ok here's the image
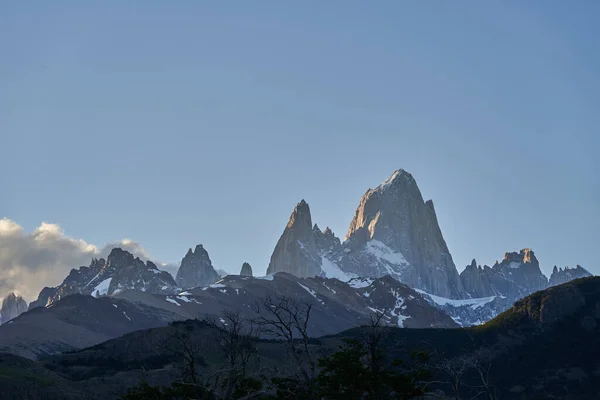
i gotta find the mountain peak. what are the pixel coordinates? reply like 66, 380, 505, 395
343, 169, 464, 298
107, 247, 135, 267
378, 169, 414, 190
176, 244, 219, 289
240, 262, 253, 277
0, 292, 27, 325
503, 248, 537, 265
268, 200, 322, 277
287, 200, 312, 229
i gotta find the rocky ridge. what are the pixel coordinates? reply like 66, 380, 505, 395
549, 265, 591, 287
44, 248, 177, 306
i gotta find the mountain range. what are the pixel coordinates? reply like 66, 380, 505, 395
0, 169, 593, 358
3, 276, 600, 399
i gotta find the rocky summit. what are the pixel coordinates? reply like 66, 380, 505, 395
240, 262, 253, 276
0, 292, 28, 325
176, 244, 220, 289
268, 170, 466, 298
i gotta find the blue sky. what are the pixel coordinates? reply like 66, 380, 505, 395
1, 1, 598, 277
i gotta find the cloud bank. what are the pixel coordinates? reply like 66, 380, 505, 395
0, 218, 157, 301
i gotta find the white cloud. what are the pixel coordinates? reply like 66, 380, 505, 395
0, 218, 163, 302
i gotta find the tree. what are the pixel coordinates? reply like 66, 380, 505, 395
207, 310, 262, 400
316, 312, 430, 400
252, 294, 317, 399
153, 322, 207, 386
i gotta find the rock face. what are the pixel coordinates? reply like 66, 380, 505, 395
267, 200, 322, 277
28, 287, 58, 310
268, 171, 466, 298
240, 262, 253, 277
549, 265, 592, 287
39, 248, 177, 306
176, 245, 220, 289
0, 293, 28, 324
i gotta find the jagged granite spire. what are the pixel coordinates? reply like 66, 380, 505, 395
0, 292, 27, 324
267, 200, 322, 277
176, 244, 220, 289
240, 262, 253, 277
344, 169, 465, 298
549, 264, 592, 287
460, 248, 548, 300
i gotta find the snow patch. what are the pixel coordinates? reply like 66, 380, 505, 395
415, 289, 496, 310
256, 275, 274, 281
365, 240, 409, 267
298, 283, 324, 304
320, 256, 357, 281
176, 295, 200, 304
508, 262, 522, 269
165, 297, 181, 306
92, 278, 112, 297
202, 283, 226, 290
122, 311, 131, 321
348, 277, 375, 288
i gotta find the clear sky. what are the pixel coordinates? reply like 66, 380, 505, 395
1, 1, 599, 281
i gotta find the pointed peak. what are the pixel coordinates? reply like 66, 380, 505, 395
469, 259, 477, 269
295, 199, 309, 211
107, 247, 135, 266
194, 244, 205, 253
323, 226, 334, 236
3, 292, 19, 301
286, 200, 313, 229
378, 169, 415, 190
186, 248, 193, 257
553, 265, 558, 273
313, 223, 321, 232
146, 260, 158, 270
240, 262, 253, 277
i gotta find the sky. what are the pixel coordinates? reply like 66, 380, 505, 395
1, 1, 599, 299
